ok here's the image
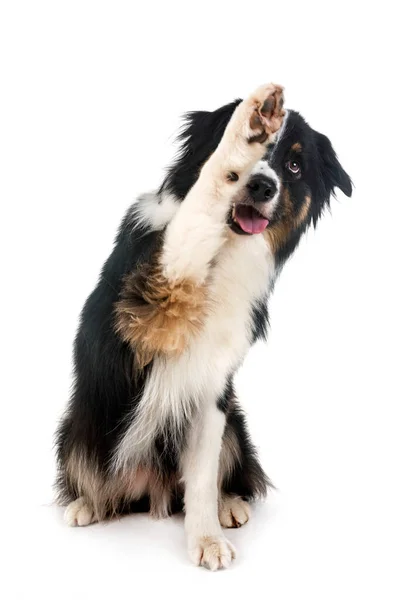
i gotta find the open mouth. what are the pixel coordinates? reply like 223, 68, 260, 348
231, 203, 270, 234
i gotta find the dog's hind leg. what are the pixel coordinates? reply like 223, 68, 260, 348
56, 449, 113, 526
219, 400, 271, 503
217, 386, 271, 528
218, 494, 251, 529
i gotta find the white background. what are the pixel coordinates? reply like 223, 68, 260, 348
1, 1, 409, 598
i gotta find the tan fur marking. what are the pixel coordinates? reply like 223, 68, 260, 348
295, 195, 312, 227
263, 188, 294, 253
291, 142, 302, 152
149, 472, 180, 519
65, 450, 178, 521
264, 190, 312, 253
218, 425, 242, 488
115, 256, 209, 367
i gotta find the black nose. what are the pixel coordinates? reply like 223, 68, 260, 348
247, 175, 277, 202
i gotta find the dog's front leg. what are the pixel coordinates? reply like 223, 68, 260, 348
182, 401, 233, 571
115, 83, 285, 365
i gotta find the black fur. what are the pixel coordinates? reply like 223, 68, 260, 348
251, 298, 270, 343
224, 404, 271, 499
160, 99, 242, 200
218, 378, 271, 499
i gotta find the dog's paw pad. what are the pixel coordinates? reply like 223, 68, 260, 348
64, 497, 96, 527
219, 496, 251, 528
189, 535, 236, 571
246, 83, 285, 143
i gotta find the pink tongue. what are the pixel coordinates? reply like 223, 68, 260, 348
236, 208, 269, 234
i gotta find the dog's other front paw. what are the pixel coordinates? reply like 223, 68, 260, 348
188, 534, 236, 571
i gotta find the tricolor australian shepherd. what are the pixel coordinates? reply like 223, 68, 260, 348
56, 83, 352, 570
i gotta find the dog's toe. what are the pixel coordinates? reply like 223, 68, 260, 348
64, 497, 96, 527
188, 534, 236, 571
219, 495, 251, 528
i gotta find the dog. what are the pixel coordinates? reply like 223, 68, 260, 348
55, 83, 352, 570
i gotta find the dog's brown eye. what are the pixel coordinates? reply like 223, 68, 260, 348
286, 160, 301, 175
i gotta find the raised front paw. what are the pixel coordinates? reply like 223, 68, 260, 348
228, 82, 284, 147
188, 534, 236, 571
212, 82, 285, 178
247, 83, 285, 143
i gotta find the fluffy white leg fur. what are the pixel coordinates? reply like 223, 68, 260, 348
161, 82, 283, 285
64, 496, 96, 527
182, 402, 236, 571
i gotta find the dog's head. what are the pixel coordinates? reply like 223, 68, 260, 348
161, 100, 352, 263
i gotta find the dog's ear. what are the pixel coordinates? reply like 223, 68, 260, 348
315, 131, 352, 198
309, 130, 352, 226
161, 100, 241, 199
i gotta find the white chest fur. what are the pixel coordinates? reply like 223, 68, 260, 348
113, 233, 274, 470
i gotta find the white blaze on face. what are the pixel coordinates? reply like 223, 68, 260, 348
250, 160, 282, 214
246, 107, 289, 221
